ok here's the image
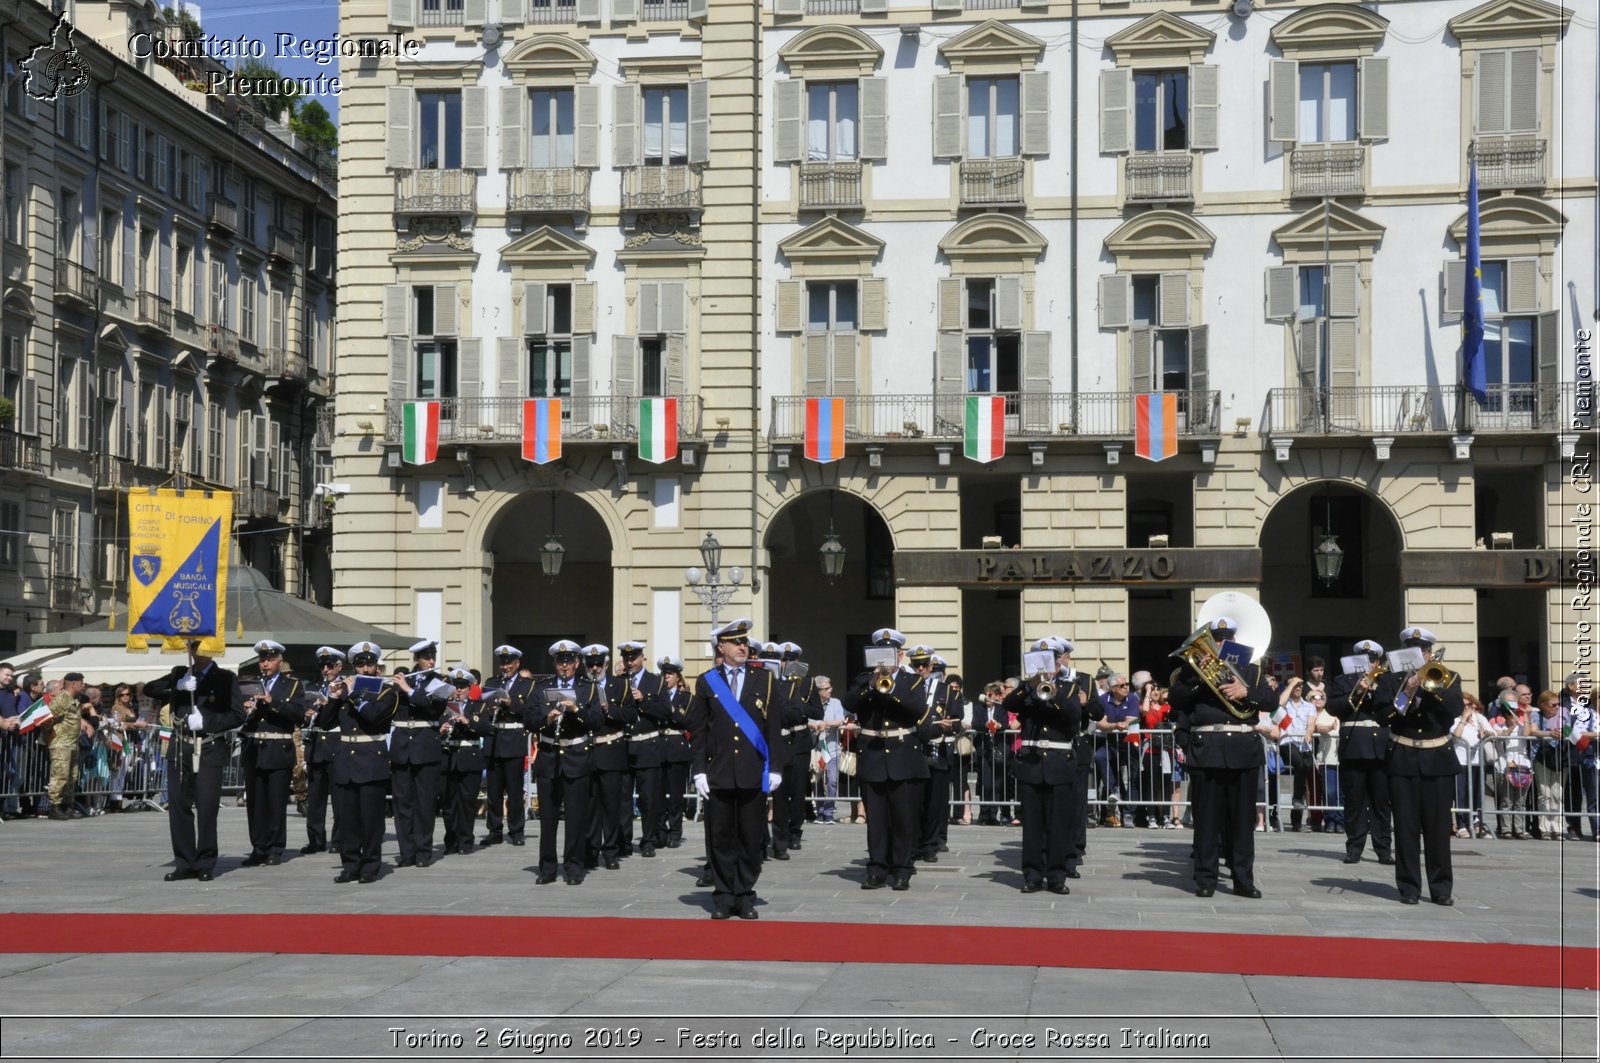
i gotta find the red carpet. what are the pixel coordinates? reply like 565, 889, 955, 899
4, 913, 1595, 990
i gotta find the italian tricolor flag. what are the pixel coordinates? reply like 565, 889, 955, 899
107, 730, 125, 754
17, 702, 51, 734
638, 398, 678, 464
964, 395, 1006, 463
156, 725, 173, 749
401, 401, 440, 465
1271, 706, 1292, 729
522, 398, 562, 465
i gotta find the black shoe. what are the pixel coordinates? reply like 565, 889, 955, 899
771, 850, 790, 861
1020, 881, 1043, 894
417, 854, 432, 868
641, 845, 656, 858
197, 871, 213, 882
1431, 896, 1454, 907
47, 806, 71, 821
535, 873, 558, 885
299, 844, 325, 855
711, 908, 733, 920
264, 854, 281, 866
604, 859, 621, 870
921, 853, 938, 864
359, 871, 379, 884
397, 857, 416, 868
891, 875, 910, 891
667, 839, 682, 848
619, 846, 634, 858
861, 877, 887, 890
790, 842, 802, 852
938, 844, 950, 853
480, 835, 503, 846
1342, 853, 1361, 864
737, 906, 759, 920
459, 844, 475, 855
1196, 887, 1215, 898
1065, 869, 1081, 879
1048, 882, 1070, 895
695, 873, 714, 888
1378, 855, 1395, 865
565, 875, 584, 886
509, 837, 525, 847
1234, 885, 1262, 899
241, 854, 266, 867
334, 871, 357, 884
1400, 895, 1419, 905
163, 869, 197, 882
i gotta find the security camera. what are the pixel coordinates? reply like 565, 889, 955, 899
1231, 0, 1254, 17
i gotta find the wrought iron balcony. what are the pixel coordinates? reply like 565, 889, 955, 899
208, 197, 237, 233
394, 169, 477, 216
383, 394, 704, 445
1263, 382, 1584, 436
804, 0, 858, 11
207, 323, 240, 360
268, 227, 303, 267
237, 486, 282, 520
508, 167, 590, 215
54, 260, 98, 306
768, 391, 1222, 442
135, 290, 172, 332
314, 405, 336, 449
1125, 152, 1194, 203
798, 161, 864, 211
622, 165, 702, 212
1290, 143, 1365, 198
958, 158, 1025, 208
266, 348, 308, 383
50, 576, 82, 612
640, 0, 690, 18
0, 428, 41, 472
1475, 136, 1547, 191
418, 0, 465, 25
529, 0, 579, 21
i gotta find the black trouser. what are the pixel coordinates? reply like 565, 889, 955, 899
861, 777, 920, 882
589, 769, 628, 863
441, 768, 479, 852
1340, 759, 1392, 858
705, 785, 767, 912
335, 779, 387, 878
483, 756, 526, 841
245, 761, 292, 858
1018, 777, 1074, 886
617, 767, 636, 854
1069, 766, 1091, 867
787, 752, 811, 836
663, 761, 689, 843
167, 739, 224, 873
391, 760, 440, 862
920, 763, 951, 856
634, 764, 664, 849
537, 772, 592, 877
771, 758, 805, 852
1190, 765, 1256, 891
977, 752, 1005, 822
304, 759, 337, 850
1389, 772, 1454, 902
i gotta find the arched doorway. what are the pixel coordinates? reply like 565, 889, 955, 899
764, 490, 894, 685
487, 490, 613, 675
1259, 482, 1403, 676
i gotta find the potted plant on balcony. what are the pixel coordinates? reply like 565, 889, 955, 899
0, 396, 13, 428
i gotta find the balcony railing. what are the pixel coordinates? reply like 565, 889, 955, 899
314, 406, 336, 449
964, 0, 1016, 8
50, 576, 81, 612
135, 290, 172, 332
54, 260, 98, 306
268, 227, 303, 267
798, 161, 864, 210
640, 0, 691, 18
394, 169, 477, 215
958, 158, 1025, 207
529, 0, 579, 21
622, 165, 702, 212
1290, 143, 1365, 198
805, 0, 858, 11
207, 323, 240, 360
1263, 382, 1584, 436
768, 391, 1222, 442
237, 486, 282, 520
508, 167, 591, 214
383, 394, 705, 445
208, 197, 237, 233
96, 454, 131, 486
1126, 152, 1194, 203
1475, 136, 1547, 191
265, 348, 308, 382
0, 428, 41, 472
418, 0, 466, 25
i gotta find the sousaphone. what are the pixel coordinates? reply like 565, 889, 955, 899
1170, 592, 1273, 720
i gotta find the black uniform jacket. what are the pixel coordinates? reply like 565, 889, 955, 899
1168, 661, 1272, 771
1376, 671, 1463, 778
777, 675, 824, 765
660, 686, 692, 763
302, 676, 343, 765
1325, 669, 1393, 761
241, 672, 306, 771
528, 676, 605, 780
689, 664, 785, 790
145, 664, 247, 768
616, 669, 670, 769
440, 697, 494, 774
317, 681, 401, 786
482, 672, 536, 759
1003, 672, 1100, 786
589, 672, 641, 772
841, 670, 937, 783
392, 672, 446, 766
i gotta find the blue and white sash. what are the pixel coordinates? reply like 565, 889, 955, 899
704, 668, 771, 793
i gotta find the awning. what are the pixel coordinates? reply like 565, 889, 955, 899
2, 647, 74, 673
34, 644, 260, 684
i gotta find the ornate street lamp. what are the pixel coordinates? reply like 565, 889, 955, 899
686, 532, 742, 628
1314, 497, 1343, 584
819, 492, 846, 584
539, 495, 564, 581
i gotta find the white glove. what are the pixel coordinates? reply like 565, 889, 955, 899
693, 773, 710, 799
185, 709, 204, 731
767, 772, 783, 791
177, 675, 198, 692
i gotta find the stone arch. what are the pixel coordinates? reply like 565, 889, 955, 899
937, 214, 1048, 261
463, 469, 633, 573
1104, 210, 1217, 257
1270, 4, 1390, 53
502, 34, 599, 78
1257, 462, 1411, 548
777, 24, 884, 72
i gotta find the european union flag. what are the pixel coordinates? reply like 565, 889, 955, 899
1461, 156, 1489, 407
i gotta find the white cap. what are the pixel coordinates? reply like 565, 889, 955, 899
409, 639, 439, 657
931, 655, 949, 670
348, 641, 381, 663
1209, 616, 1238, 636
779, 642, 803, 659
447, 664, 474, 682
495, 644, 524, 660
314, 646, 345, 662
1354, 639, 1385, 655
711, 618, 754, 641
871, 628, 906, 648
547, 641, 580, 657
253, 639, 286, 656
580, 643, 609, 659
907, 644, 936, 661
618, 640, 647, 654
1053, 637, 1075, 656
1400, 626, 1438, 646
658, 655, 684, 673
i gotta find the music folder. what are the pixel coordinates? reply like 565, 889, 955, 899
237, 681, 266, 701
350, 675, 383, 698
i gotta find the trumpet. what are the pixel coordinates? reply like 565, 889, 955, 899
1029, 672, 1056, 700
872, 666, 897, 695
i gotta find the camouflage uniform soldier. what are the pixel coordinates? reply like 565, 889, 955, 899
47, 672, 86, 819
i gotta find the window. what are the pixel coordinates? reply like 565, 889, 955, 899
966, 77, 1019, 159
175, 243, 192, 316
418, 90, 463, 169
643, 87, 689, 165
4, 164, 22, 246
1476, 48, 1539, 136
4, 57, 21, 115
413, 286, 458, 398
57, 189, 79, 262
807, 281, 857, 333
139, 126, 156, 183
963, 279, 1019, 395
1299, 63, 1357, 144
174, 389, 194, 475
206, 400, 224, 483
528, 284, 572, 398
50, 506, 77, 581
806, 82, 857, 161
100, 366, 122, 458
138, 225, 156, 295
269, 288, 286, 353
176, 147, 192, 204
209, 259, 228, 329
638, 337, 665, 398
1297, 266, 1326, 320
136, 378, 154, 466
1134, 70, 1189, 152
98, 208, 118, 287
241, 179, 256, 237
1132, 275, 1189, 393
0, 331, 20, 411
529, 89, 575, 168
1479, 260, 1536, 409
0, 497, 19, 571
240, 273, 257, 345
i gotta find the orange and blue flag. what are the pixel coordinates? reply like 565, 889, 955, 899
1134, 393, 1177, 462
804, 397, 846, 463
521, 398, 562, 465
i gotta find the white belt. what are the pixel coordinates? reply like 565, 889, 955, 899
1392, 734, 1450, 749
446, 741, 480, 749
593, 733, 624, 745
539, 735, 591, 748
340, 734, 384, 744
1020, 739, 1075, 750
783, 725, 808, 736
251, 731, 294, 740
495, 722, 525, 730
629, 730, 662, 742
859, 727, 912, 738
1346, 720, 1381, 728
1194, 724, 1256, 733
934, 734, 957, 744
392, 720, 435, 729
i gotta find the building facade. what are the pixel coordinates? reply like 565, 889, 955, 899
0, 0, 338, 656
335, 0, 1595, 692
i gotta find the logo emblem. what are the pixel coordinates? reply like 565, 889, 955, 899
132, 555, 161, 586
22, 16, 91, 103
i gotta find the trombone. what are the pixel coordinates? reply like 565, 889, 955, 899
1418, 646, 1456, 695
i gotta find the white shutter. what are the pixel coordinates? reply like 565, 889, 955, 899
267, 420, 281, 492
386, 87, 413, 169
935, 330, 964, 425
18, 377, 37, 436
1269, 60, 1299, 144
832, 332, 857, 396
389, 337, 412, 403
659, 282, 687, 334
123, 215, 136, 294
860, 0, 887, 11
497, 336, 526, 399
500, 88, 526, 170
1100, 69, 1132, 154
1189, 65, 1219, 151
1130, 327, 1153, 394
577, 0, 601, 23
253, 415, 269, 488
1358, 57, 1389, 142
502, 0, 526, 23
1265, 266, 1296, 322
613, 0, 639, 19
1476, 51, 1507, 135
860, 78, 888, 161
775, 280, 802, 333
385, 284, 410, 335
932, 76, 964, 160
664, 333, 685, 395
773, 80, 804, 164
389, 0, 416, 28
464, 0, 487, 26
1506, 257, 1540, 314
1328, 319, 1359, 389
860, 277, 887, 332
575, 85, 601, 169
613, 85, 639, 168
1020, 71, 1049, 157
1508, 48, 1539, 134
570, 336, 592, 412
995, 276, 1023, 332
1188, 325, 1209, 401
687, 0, 707, 19
938, 277, 963, 331
158, 238, 172, 301
574, 281, 597, 335
458, 337, 481, 399
1296, 320, 1320, 391
688, 80, 710, 165
775, 0, 803, 14
1021, 331, 1051, 431
803, 332, 830, 396
157, 136, 171, 191
524, 282, 547, 335
462, 87, 487, 169
613, 335, 637, 398
1159, 273, 1189, 328
1442, 260, 1465, 320
120, 375, 136, 459
433, 284, 459, 336
1094, 272, 1132, 329
1536, 310, 1560, 423
638, 281, 661, 335
1329, 264, 1360, 319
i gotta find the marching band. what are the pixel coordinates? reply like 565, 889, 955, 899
140, 596, 1474, 915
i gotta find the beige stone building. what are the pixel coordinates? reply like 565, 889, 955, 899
1, 0, 338, 659
334, 0, 1595, 694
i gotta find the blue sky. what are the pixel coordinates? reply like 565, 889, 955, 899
185, 0, 343, 121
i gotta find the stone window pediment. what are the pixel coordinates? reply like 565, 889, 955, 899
778, 217, 883, 265
502, 35, 598, 81
1273, 201, 1386, 254
938, 215, 1046, 267
1270, 5, 1389, 58
1448, 194, 1566, 244
778, 25, 883, 78
1104, 210, 1215, 259
500, 225, 596, 267
1448, 0, 1572, 42
938, 19, 1045, 74
1105, 11, 1216, 67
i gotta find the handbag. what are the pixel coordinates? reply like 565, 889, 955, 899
1506, 766, 1534, 790
838, 750, 857, 776
955, 734, 975, 757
